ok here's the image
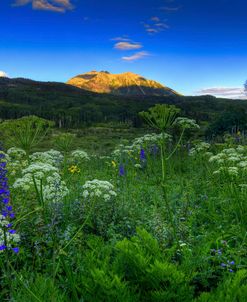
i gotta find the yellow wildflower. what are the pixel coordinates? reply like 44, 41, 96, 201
111, 160, 117, 168
68, 165, 80, 174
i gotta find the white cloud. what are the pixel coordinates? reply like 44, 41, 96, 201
114, 41, 143, 50
196, 87, 246, 99
13, 0, 73, 12
111, 36, 131, 42
0, 71, 8, 77
121, 51, 150, 62
150, 16, 160, 22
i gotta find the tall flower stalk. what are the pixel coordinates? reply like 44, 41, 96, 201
139, 105, 199, 244
0, 151, 20, 254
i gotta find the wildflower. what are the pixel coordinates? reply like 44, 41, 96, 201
175, 117, 200, 129
70, 150, 90, 163
0, 150, 20, 253
68, 165, 80, 174
140, 149, 146, 161
189, 142, 210, 157
82, 179, 117, 202
119, 164, 125, 176
12, 247, 19, 253
111, 160, 117, 168
13, 162, 69, 203
7, 147, 26, 161
134, 164, 142, 169
30, 150, 64, 167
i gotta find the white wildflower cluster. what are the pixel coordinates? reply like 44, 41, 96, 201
112, 133, 170, 159
13, 162, 69, 202
131, 133, 171, 151
7, 147, 26, 161
6, 148, 28, 176
175, 117, 200, 129
0, 215, 20, 252
43, 172, 69, 203
70, 150, 90, 163
82, 179, 117, 201
30, 149, 64, 167
189, 142, 211, 157
209, 146, 247, 177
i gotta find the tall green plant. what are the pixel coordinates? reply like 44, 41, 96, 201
139, 105, 199, 244
0, 116, 53, 157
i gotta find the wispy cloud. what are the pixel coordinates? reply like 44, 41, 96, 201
0, 71, 8, 77
114, 41, 143, 50
13, 0, 73, 12
121, 51, 150, 62
160, 6, 182, 12
196, 87, 246, 99
111, 36, 131, 42
142, 18, 170, 35
150, 16, 160, 22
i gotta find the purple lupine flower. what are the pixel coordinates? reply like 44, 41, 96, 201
0, 245, 7, 251
0, 148, 19, 253
119, 164, 125, 176
140, 149, 146, 161
12, 247, 19, 253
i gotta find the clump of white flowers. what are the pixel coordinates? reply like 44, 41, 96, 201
13, 162, 69, 202
175, 117, 200, 129
5, 148, 28, 176
43, 172, 69, 203
70, 150, 90, 163
112, 133, 170, 159
30, 149, 64, 167
7, 147, 26, 161
209, 146, 247, 177
131, 133, 171, 151
0, 215, 20, 252
189, 141, 211, 157
82, 179, 117, 201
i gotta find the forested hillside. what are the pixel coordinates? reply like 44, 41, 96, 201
0, 77, 246, 134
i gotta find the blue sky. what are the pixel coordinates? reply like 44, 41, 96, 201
0, 0, 247, 98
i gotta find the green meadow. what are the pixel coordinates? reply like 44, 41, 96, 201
1, 105, 247, 301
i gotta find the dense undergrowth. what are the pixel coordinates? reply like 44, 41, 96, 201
1, 106, 247, 301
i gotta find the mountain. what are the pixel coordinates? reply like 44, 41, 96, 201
67, 71, 179, 96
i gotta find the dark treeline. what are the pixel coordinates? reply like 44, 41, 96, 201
1, 77, 247, 135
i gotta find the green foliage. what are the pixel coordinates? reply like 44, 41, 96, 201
139, 104, 180, 131
2, 118, 247, 301
197, 270, 247, 302
1, 77, 247, 132
11, 274, 68, 302
0, 115, 53, 155
53, 132, 76, 153
77, 229, 193, 302
206, 108, 247, 137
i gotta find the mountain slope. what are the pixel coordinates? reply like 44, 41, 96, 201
67, 71, 179, 96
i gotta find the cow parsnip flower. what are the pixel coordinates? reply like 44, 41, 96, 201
82, 179, 117, 202
70, 150, 90, 162
30, 149, 64, 167
13, 162, 69, 202
175, 117, 200, 129
7, 147, 26, 160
